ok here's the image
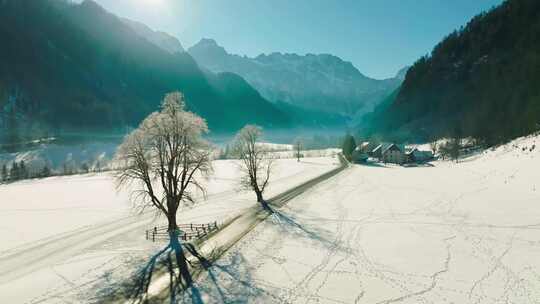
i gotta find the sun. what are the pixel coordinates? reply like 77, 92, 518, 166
140, 0, 165, 7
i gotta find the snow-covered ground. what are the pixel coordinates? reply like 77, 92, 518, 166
182, 134, 540, 303
272, 148, 340, 159
0, 156, 339, 303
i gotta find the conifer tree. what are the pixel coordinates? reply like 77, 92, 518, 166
19, 160, 27, 179
41, 165, 51, 178
10, 162, 19, 181
1, 163, 7, 182
341, 134, 356, 161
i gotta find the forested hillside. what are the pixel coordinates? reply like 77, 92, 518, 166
0, 0, 289, 143
364, 0, 540, 145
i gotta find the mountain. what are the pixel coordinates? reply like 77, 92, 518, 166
188, 39, 404, 119
362, 0, 540, 145
122, 18, 184, 54
394, 66, 410, 81
0, 0, 290, 140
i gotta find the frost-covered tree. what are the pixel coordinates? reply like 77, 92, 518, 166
233, 125, 274, 205
430, 140, 439, 154
115, 91, 213, 232
115, 92, 212, 287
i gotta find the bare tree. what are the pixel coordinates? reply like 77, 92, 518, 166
233, 125, 274, 205
115, 92, 212, 232
294, 137, 303, 162
430, 140, 439, 155
115, 92, 212, 287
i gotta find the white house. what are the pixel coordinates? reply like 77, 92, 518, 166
381, 144, 406, 164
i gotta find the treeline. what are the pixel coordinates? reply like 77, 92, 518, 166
362, 0, 540, 146
0, 161, 50, 182
216, 133, 342, 160
0, 159, 107, 183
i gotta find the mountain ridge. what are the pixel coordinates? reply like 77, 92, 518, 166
188, 38, 405, 119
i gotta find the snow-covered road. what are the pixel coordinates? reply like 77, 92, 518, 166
183, 135, 540, 303
0, 157, 339, 303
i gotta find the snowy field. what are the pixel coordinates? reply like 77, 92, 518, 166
0, 156, 339, 303
182, 134, 540, 303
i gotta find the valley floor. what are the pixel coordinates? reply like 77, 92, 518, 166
181, 135, 540, 303
0, 156, 340, 303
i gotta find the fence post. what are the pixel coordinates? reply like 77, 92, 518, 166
146, 230, 148, 240
214, 221, 218, 230
190, 223, 193, 231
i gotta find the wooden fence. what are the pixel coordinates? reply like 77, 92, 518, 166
145, 222, 219, 242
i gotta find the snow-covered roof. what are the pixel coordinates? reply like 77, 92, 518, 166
372, 144, 383, 152
381, 143, 404, 154
405, 147, 418, 155
360, 142, 371, 148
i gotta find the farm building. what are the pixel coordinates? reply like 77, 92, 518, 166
406, 148, 434, 163
359, 142, 379, 154
371, 143, 388, 159
381, 144, 406, 164
351, 147, 369, 163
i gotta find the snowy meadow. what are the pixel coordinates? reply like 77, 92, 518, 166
179, 134, 540, 304
0, 154, 340, 303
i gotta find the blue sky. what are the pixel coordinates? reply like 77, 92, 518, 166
88, 0, 503, 79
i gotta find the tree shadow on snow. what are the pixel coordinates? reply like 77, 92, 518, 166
92, 236, 203, 304
180, 248, 281, 303
176, 203, 338, 304
262, 202, 345, 250
93, 202, 345, 303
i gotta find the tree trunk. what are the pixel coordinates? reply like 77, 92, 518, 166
256, 190, 264, 203
167, 212, 178, 232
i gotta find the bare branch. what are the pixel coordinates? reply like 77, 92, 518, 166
114, 91, 213, 231
232, 125, 274, 203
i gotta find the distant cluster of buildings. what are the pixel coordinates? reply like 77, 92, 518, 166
352, 142, 434, 165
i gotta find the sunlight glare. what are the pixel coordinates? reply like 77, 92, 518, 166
140, 0, 165, 7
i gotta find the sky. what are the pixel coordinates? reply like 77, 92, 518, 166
85, 0, 503, 79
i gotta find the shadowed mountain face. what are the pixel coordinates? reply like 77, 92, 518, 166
364, 0, 540, 144
0, 0, 290, 135
188, 39, 404, 118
